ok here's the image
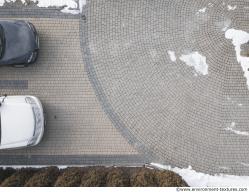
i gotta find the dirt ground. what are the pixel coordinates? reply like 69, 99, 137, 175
0, 166, 189, 187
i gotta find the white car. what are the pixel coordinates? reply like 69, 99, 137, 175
0, 95, 44, 149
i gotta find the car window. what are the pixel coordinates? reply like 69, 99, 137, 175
0, 25, 4, 59
0, 113, 1, 145
0, 35, 2, 57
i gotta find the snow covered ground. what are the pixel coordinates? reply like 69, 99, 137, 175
152, 163, 249, 187
167, 51, 177, 62
179, 52, 208, 76
225, 28, 249, 90
167, 50, 208, 76
225, 122, 249, 136
0, 0, 86, 14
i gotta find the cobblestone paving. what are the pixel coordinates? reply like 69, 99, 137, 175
81, 0, 249, 175
0, 17, 142, 165
1, 0, 249, 175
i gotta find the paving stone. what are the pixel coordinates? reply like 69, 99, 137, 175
0, 18, 138, 159
1, 0, 249, 175
81, 0, 249, 175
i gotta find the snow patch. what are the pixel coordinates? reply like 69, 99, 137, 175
225, 28, 249, 89
219, 166, 230, 170
151, 163, 249, 187
78, 0, 85, 13
1, 165, 68, 169
198, 7, 207, 13
230, 122, 236, 127
222, 20, 232, 32
0, 0, 86, 14
227, 5, 237, 11
208, 3, 214, 7
225, 122, 249, 136
167, 51, 176, 62
241, 162, 249, 167
179, 52, 208, 75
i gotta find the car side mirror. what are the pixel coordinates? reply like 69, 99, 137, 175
0, 94, 7, 107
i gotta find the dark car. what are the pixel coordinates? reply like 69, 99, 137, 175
0, 20, 39, 67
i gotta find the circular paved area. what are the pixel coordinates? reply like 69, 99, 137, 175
82, 0, 249, 175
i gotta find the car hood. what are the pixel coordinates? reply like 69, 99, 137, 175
1, 103, 35, 145
0, 21, 35, 61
